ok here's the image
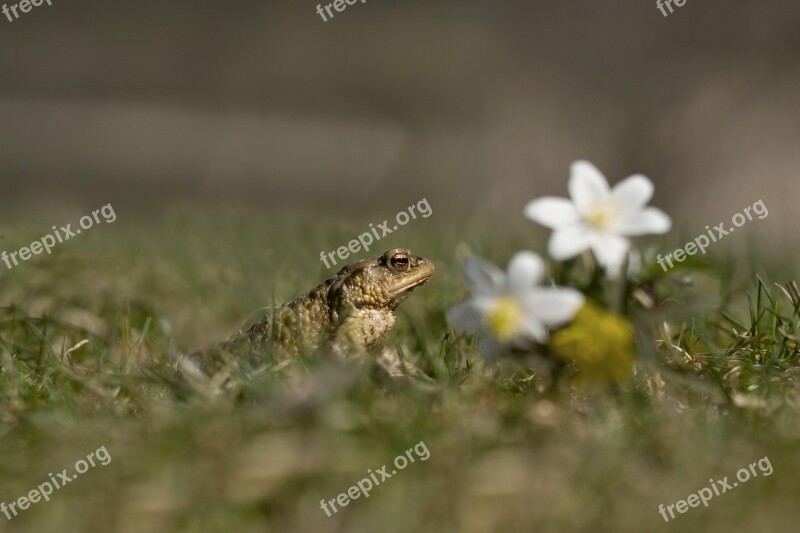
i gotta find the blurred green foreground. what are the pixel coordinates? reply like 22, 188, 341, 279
1, 209, 799, 533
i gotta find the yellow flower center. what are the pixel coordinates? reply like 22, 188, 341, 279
584, 198, 621, 231
484, 297, 524, 342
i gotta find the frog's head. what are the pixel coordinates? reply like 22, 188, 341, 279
328, 248, 435, 312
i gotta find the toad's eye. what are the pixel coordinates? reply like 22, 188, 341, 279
390, 253, 410, 271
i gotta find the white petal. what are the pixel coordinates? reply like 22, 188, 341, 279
523, 197, 580, 229
462, 258, 505, 296
519, 316, 548, 343
522, 288, 585, 327
480, 336, 507, 358
589, 234, 630, 277
617, 207, 672, 236
548, 226, 592, 260
612, 174, 654, 212
507, 251, 544, 293
448, 301, 485, 331
626, 248, 642, 279
569, 160, 610, 214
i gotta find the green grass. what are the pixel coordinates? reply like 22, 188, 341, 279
1, 209, 799, 532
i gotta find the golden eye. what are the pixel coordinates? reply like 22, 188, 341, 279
390, 253, 410, 271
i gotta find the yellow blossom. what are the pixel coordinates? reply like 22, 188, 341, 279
549, 302, 636, 384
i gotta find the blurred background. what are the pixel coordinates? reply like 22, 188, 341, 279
2, 3, 800, 532
1, 0, 798, 228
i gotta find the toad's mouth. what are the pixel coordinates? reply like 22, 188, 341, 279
391, 276, 431, 295
389, 271, 435, 297
387, 256, 435, 297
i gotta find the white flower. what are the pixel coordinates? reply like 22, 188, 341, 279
448, 252, 585, 352
524, 160, 671, 277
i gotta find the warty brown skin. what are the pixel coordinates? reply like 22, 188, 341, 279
243, 248, 435, 359
187, 249, 435, 375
